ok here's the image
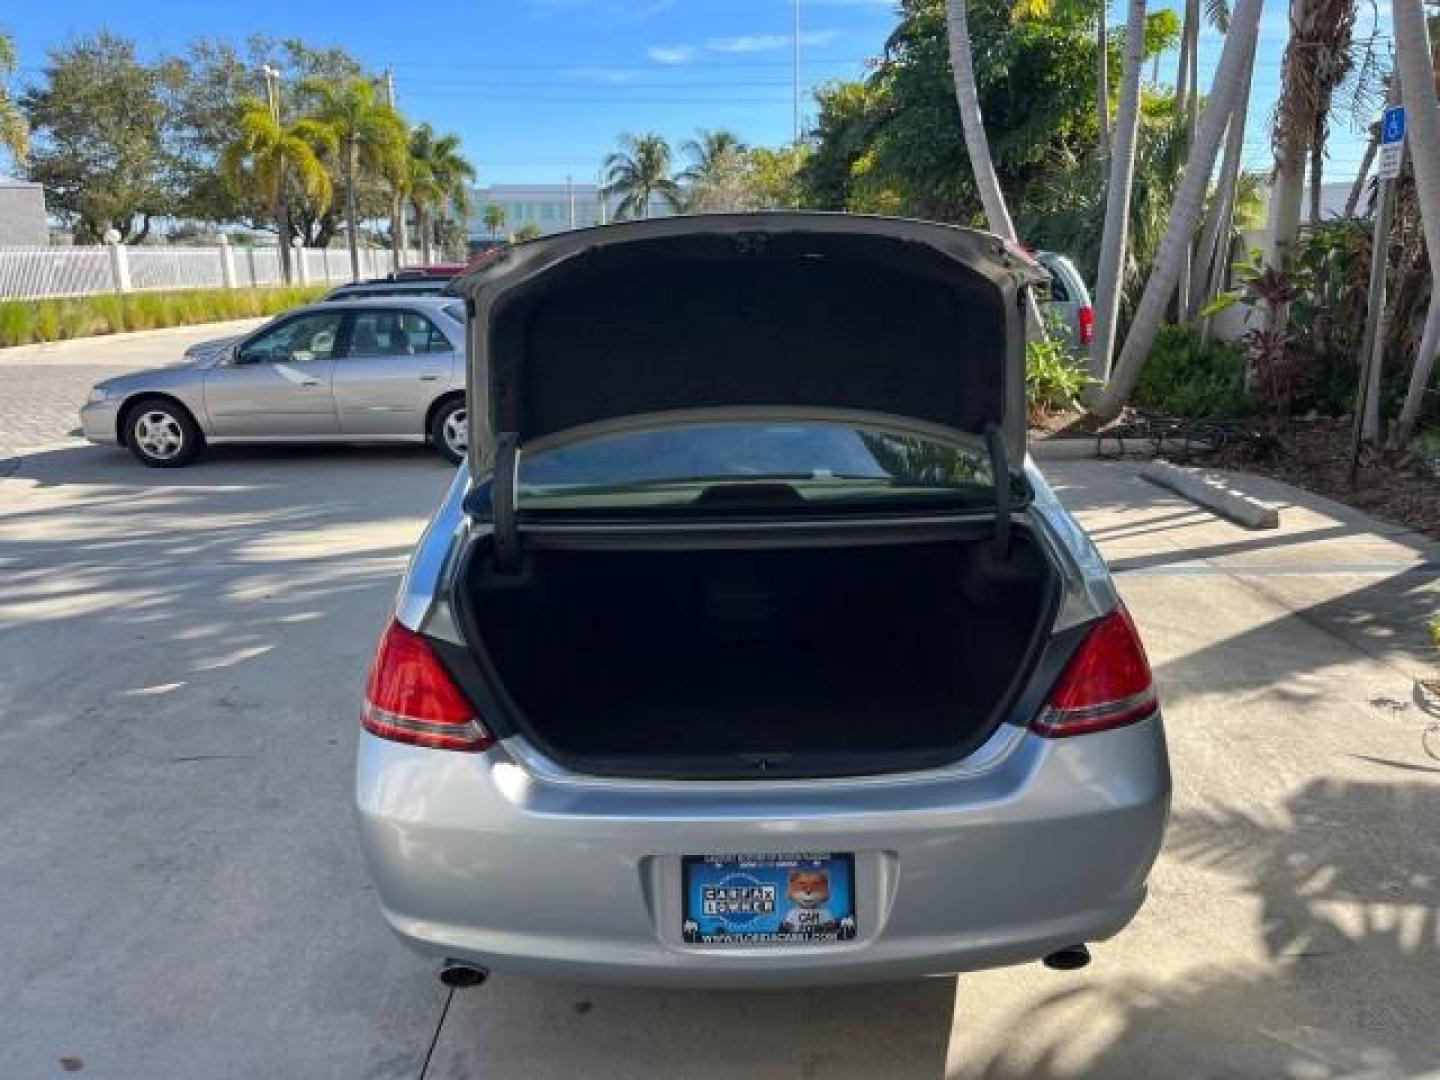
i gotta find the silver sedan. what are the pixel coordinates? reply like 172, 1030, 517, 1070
80, 296, 468, 467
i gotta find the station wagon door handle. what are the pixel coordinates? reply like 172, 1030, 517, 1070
299, 378, 322, 388
419, 374, 440, 382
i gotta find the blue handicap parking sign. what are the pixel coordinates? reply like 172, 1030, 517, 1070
1382, 106, 1406, 146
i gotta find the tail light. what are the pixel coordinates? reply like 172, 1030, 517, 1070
1078, 304, 1095, 346
363, 620, 494, 752
1033, 605, 1156, 737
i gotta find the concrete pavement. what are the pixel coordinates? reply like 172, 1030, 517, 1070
0, 428, 1437, 1076
0, 320, 265, 459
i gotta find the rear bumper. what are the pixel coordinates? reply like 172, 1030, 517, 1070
355, 716, 1170, 988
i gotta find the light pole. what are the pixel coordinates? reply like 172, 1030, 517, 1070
261, 64, 281, 123
260, 64, 290, 283
793, 0, 802, 143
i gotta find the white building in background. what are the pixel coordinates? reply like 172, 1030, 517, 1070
466, 183, 675, 241
0, 176, 48, 245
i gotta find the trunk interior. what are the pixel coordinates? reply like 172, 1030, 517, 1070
460, 530, 1057, 777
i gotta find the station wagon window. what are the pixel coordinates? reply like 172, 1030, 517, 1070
511, 423, 1003, 512
236, 311, 344, 365
345, 309, 452, 357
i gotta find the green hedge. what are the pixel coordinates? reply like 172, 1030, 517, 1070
0, 286, 330, 349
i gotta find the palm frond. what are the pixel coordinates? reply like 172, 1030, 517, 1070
1203, 0, 1231, 33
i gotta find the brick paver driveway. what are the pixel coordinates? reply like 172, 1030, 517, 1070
0, 321, 263, 461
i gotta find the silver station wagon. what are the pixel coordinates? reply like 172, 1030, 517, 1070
81, 296, 468, 466
355, 214, 1170, 989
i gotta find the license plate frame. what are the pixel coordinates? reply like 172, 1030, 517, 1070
681, 853, 857, 946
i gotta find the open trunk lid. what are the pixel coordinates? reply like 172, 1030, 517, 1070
456, 213, 1042, 469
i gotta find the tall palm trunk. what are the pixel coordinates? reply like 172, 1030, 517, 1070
416, 203, 433, 263
1088, 0, 1262, 420
945, 0, 1017, 239
1391, 0, 1440, 446
1176, 0, 1200, 314
1089, 0, 1149, 380
275, 194, 293, 285
945, 0, 1050, 335
1192, 31, 1256, 322
390, 190, 405, 272
1343, 119, 1381, 218
1097, 14, 1111, 163
346, 140, 361, 281
1265, 0, 1313, 277
1308, 122, 1325, 223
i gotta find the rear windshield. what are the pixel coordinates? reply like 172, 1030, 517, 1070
511, 423, 1009, 512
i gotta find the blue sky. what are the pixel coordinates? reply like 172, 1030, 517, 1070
5, 0, 1390, 190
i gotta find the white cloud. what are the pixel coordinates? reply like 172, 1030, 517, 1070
563, 66, 643, 84
704, 29, 840, 53
707, 34, 792, 53
648, 44, 698, 64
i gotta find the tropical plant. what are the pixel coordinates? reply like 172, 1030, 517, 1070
944, 0, 1019, 239
1026, 335, 1092, 420
1090, 0, 1150, 379
512, 222, 543, 242
220, 97, 335, 284
483, 203, 506, 239
404, 150, 443, 263
408, 123, 475, 259
602, 132, 682, 220
304, 76, 407, 279
0, 30, 27, 166
680, 128, 751, 211
1088, 0, 1263, 420
1133, 324, 1253, 417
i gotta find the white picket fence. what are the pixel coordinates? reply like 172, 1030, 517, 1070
0, 241, 426, 302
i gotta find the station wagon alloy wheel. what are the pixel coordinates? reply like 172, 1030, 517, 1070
136, 410, 184, 460
124, 398, 203, 467
430, 397, 468, 464
443, 407, 468, 458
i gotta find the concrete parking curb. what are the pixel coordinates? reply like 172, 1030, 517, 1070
1141, 458, 1280, 529
1029, 437, 1098, 461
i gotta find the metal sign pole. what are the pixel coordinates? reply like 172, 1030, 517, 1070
1349, 92, 1406, 486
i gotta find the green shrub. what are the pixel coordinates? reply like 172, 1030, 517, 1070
1134, 324, 1255, 418
0, 286, 329, 348
1026, 336, 1090, 420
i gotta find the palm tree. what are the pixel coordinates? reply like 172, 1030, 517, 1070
220, 98, 335, 285
1088, 0, 1263, 420
1089, 0, 1150, 380
406, 156, 443, 263
483, 203, 506, 239
1391, 0, 1440, 447
602, 133, 682, 220
304, 77, 407, 280
943, 0, 1019, 240
408, 124, 476, 259
681, 128, 750, 211
382, 152, 410, 273
1191, 30, 1256, 324
0, 31, 27, 167
1096, 11, 1111, 163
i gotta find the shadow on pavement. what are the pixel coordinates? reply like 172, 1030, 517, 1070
973, 777, 1440, 1078
0, 442, 457, 1078
433, 976, 958, 1080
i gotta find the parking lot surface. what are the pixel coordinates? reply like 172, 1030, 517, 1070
2, 330, 1438, 1078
